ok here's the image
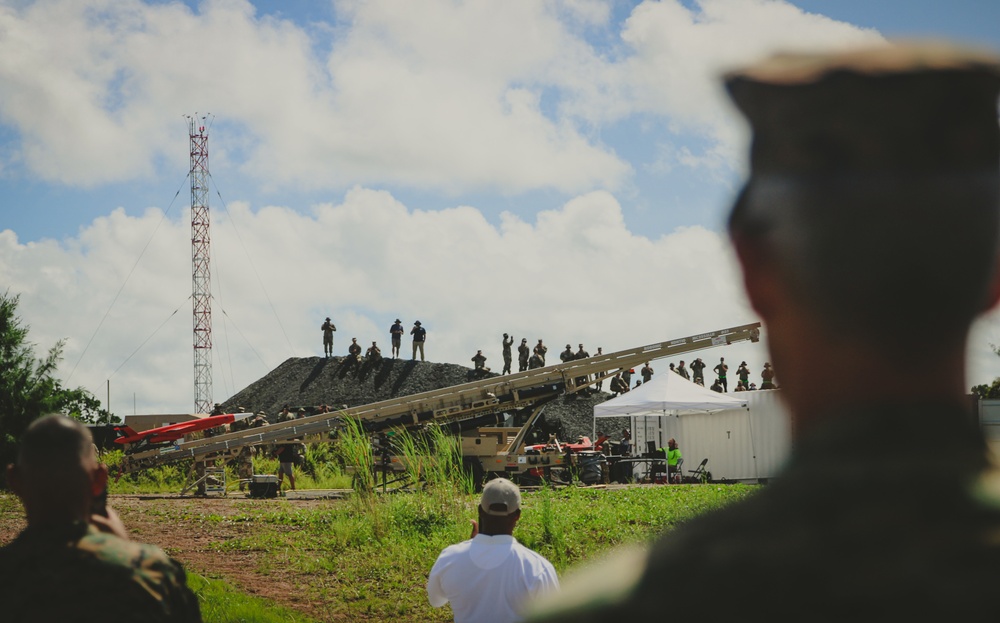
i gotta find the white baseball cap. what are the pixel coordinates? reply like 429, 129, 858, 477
480, 478, 522, 516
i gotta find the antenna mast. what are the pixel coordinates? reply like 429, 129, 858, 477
187, 114, 212, 414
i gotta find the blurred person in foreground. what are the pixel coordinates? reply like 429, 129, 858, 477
0, 414, 201, 622
427, 478, 558, 623
530, 42, 1000, 622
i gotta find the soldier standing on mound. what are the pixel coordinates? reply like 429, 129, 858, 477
518, 338, 530, 372
502, 333, 514, 375
321, 317, 336, 357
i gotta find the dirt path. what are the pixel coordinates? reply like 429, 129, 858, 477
0, 494, 334, 620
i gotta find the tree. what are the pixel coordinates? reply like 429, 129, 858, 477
0, 291, 117, 481
974, 343, 1000, 400
972, 378, 1000, 400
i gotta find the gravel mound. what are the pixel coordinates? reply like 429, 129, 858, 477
219, 356, 624, 441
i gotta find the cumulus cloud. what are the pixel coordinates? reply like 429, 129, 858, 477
610, 0, 884, 173
0, 0, 884, 195
0, 0, 630, 193
1, 188, 773, 414
7, 0, 995, 417
3, 186, 998, 414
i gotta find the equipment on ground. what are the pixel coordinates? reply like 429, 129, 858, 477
248, 475, 279, 499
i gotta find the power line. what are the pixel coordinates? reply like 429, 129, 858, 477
218, 305, 271, 371
67, 179, 188, 384
210, 176, 296, 355
108, 298, 188, 379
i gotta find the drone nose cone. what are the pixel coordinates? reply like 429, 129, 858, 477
234, 412, 254, 422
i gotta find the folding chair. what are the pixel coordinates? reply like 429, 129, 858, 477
687, 458, 710, 483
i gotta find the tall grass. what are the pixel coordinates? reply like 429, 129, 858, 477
534, 483, 567, 566
394, 424, 471, 495
105, 444, 353, 495
102, 419, 472, 497
337, 417, 377, 499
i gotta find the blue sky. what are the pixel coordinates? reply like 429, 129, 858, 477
9, 0, 999, 246
2, 0, 999, 414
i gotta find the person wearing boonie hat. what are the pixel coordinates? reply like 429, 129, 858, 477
737, 360, 751, 388
529, 42, 1000, 622
560, 344, 574, 363
427, 478, 558, 622
321, 316, 336, 358
390, 318, 404, 359
411, 320, 427, 361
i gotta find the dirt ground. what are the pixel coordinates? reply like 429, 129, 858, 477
0, 494, 334, 620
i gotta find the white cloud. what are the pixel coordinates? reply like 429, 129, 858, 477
610, 0, 884, 173
0, 0, 886, 195
4, 186, 998, 415
0, 0, 631, 193
0, 188, 772, 414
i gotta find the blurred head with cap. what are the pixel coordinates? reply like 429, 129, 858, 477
729, 43, 1000, 328
725, 42, 1000, 429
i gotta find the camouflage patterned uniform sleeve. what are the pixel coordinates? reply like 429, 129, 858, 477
0, 523, 202, 622
80, 529, 202, 622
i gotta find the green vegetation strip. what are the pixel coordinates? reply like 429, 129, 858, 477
90, 426, 757, 620
188, 573, 318, 623
197, 484, 757, 621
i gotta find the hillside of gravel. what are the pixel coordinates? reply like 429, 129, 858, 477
219, 356, 626, 441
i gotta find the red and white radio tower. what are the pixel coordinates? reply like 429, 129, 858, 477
187, 114, 212, 414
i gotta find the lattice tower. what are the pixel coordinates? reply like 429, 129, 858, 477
188, 115, 212, 414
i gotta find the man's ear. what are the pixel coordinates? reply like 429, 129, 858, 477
90, 463, 109, 497
731, 234, 783, 321
6, 464, 22, 498
983, 260, 1000, 312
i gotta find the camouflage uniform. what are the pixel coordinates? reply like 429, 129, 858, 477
531, 404, 1000, 622
236, 445, 254, 491
194, 461, 206, 496
0, 521, 201, 622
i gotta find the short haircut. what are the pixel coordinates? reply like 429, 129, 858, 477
17, 414, 95, 476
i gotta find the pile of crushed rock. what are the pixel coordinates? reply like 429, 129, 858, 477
219, 356, 628, 442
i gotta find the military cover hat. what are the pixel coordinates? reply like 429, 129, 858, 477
726, 42, 1000, 227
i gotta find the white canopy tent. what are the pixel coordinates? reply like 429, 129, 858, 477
594, 373, 790, 482
594, 371, 747, 418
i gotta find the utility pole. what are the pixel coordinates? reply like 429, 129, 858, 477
187, 114, 212, 414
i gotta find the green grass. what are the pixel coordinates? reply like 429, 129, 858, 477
192, 483, 757, 620
1, 483, 758, 621
85, 430, 760, 620
188, 572, 318, 623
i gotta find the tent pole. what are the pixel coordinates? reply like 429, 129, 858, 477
747, 406, 759, 481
